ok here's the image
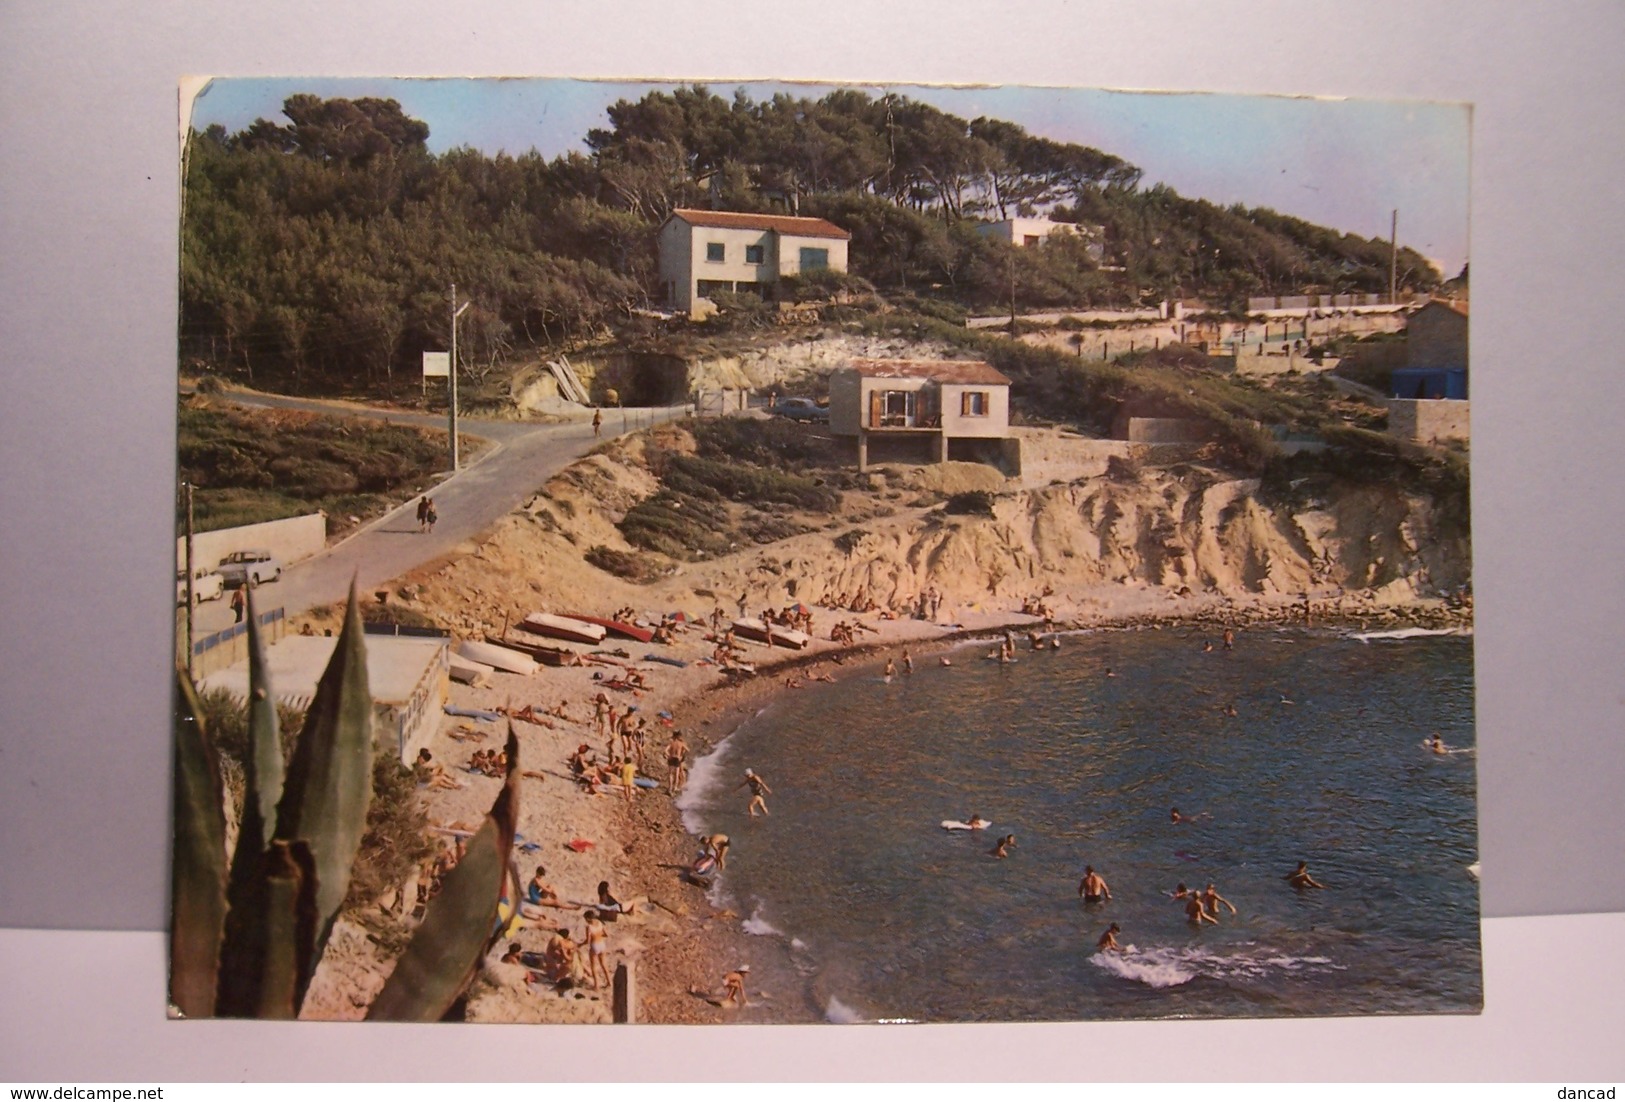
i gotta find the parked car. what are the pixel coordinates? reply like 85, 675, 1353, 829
771, 397, 830, 423
176, 567, 226, 605
217, 550, 282, 589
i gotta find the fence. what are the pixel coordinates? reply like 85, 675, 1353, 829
187, 606, 286, 679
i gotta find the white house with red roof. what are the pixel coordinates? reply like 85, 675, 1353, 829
829, 359, 1016, 472
657, 208, 851, 318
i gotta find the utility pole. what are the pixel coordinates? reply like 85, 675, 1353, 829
448, 284, 470, 471
1389, 209, 1399, 306
182, 481, 195, 678
1008, 249, 1017, 330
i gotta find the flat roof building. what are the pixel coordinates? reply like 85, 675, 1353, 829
200, 631, 450, 765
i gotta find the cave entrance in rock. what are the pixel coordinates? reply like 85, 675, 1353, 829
589, 352, 691, 407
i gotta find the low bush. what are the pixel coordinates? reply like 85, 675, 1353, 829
585, 545, 664, 583
944, 490, 996, 517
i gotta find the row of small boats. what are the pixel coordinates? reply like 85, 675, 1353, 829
448, 610, 810, 686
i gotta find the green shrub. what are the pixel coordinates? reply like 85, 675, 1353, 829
585, 545, 664, 582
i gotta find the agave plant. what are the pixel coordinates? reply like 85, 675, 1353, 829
170, 582, 518, 1020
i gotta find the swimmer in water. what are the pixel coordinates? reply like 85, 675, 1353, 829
1285, 861, 1326, 890
1104, 667, 1117, 678
883, 657, 897, 679
1169, 882, 1193, 899
1201, 882, 1237, 919
736, 769, 772, 817
990, 834, 1015, 859
1078, 865, 1112, 904
965, 815, 988, 830
1185, 892, 1218, 926
1096, 923, 1123, 952
1429, 732, 1448, 755
1171, 807, 1187, 824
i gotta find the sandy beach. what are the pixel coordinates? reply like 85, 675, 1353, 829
295, 576, 1469, 1024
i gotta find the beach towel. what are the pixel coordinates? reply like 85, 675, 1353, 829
445, 705, 502, 721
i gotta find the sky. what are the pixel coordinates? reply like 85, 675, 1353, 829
189, 77, 1470, 276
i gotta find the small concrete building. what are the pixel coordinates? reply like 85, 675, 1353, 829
1389, 298, 1469, 444
1405, 298, 1469, 370
977, 216, 1074, 248
657, 209, 851, 319
976, 217, 1105, 263
199, 630, 450, 765
829, 359, 1015, 472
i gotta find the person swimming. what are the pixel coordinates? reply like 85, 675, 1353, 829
990, 834, 1015, 859
1078, 865, 1111, 904
1285, 861, 1326, 890
1095, 923, 1123, 952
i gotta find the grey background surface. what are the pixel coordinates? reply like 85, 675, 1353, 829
1, 0, 1620, 932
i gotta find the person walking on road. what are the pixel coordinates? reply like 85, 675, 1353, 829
230, 586, 246, 624
416, 496, 430, 532
424, 497, 438, 533
592, 409, 603, 438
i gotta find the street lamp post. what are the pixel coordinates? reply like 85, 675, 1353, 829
449, 284, 470, 471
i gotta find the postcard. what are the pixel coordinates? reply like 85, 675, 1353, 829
171, 77, 1476, 1023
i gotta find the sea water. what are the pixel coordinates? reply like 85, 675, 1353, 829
676, 626, 1480, 1023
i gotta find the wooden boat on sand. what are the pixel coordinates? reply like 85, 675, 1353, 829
520, 612, 607, 645
564, 612, 655, 644
731, 617, 811, 650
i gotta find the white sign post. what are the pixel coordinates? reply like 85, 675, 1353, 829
421, 350, 449, 400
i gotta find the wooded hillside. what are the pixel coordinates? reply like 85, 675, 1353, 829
180, 86, 1440, 394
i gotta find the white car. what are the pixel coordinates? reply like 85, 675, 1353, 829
176, 567, 226, 605
217, 549, 282, 589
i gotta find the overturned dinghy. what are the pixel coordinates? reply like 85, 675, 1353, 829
486, 634, 575, 667
731, 618, 811, 650
564, 612, 655, 644
449, 654, 495, 687
521, 612, 608, 645
457, 639, 540, 676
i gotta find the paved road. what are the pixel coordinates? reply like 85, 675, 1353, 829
188, 392, 688, 634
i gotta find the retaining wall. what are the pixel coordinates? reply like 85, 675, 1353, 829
1388, 398, 1470, 444
178, 513, 327, 572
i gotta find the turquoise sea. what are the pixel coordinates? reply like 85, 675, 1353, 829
675, 625, 1480, 1023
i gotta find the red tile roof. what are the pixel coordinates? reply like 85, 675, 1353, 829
847, 359, 1011, 385
670, 208, 851, 240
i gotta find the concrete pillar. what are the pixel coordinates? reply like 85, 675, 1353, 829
935, 434, 949, 463
857, 432, 869, 472
613, 961, 634, 1023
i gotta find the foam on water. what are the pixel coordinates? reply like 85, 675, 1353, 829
824, 995, 865, 1023
742, 903, 783, 937
674, 718, 752, 834
1090, 943, 1345, 990
1350, 626, 1467, 643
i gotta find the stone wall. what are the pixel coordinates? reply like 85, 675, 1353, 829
1388, 398, 1470, 444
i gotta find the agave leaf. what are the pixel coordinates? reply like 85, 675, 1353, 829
254, 841, 317, 1019
244, 584, 284, 837
170, 667, 227, 1018
273, 580, 374, 1007
368, 730, 521, 1022
217, 586, 289, 1016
